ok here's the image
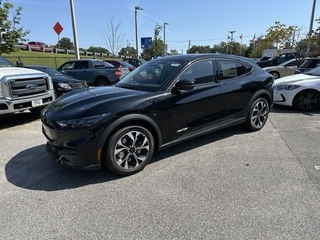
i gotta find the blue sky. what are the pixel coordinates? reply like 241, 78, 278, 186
7, 0, 319, 54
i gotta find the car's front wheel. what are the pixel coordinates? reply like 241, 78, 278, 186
270, 71, 280, 79
104, 126, 155, 176
293, 90, 320, 111
245, 98, 269, 131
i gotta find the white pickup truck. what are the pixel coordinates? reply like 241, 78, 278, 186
0, 55, 55, 115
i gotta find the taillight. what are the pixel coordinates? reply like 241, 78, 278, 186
115, 68, 122, 77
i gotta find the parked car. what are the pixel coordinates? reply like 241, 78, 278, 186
41, 54, 274, 176
258, 56, 272, 62
104, 59, 136, 72
263, 58, 303, 79
57, 59, 127, 86
274, 66, 320, 111
294, 57, 320, 74
122, 58, 147, 68
24, 65, 87, 98
256, 53, 297, 68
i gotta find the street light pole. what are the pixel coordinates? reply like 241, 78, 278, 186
307, 0, 317, 55
163, 22, 169, 56
229, 30, 235, 55
70, 0, 80, 59
135, 6, 143, 58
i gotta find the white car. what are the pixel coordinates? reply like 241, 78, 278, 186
263, 58, 302, 79
273, 66, 320, 111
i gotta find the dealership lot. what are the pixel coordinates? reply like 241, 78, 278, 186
1, 106, 320, 239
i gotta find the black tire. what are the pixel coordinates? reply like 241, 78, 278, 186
270, 71, 280, 79
95, 77, 109, 86
245, 98, 269, 131
104, 125, 155, 176
293, 90, 320, 111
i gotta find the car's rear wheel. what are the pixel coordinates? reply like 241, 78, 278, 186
95, 77, 109, 86
293, 90, 320, 111
270, 71, 280, 79
104, 126, 155, 176
245, 98, 269, 131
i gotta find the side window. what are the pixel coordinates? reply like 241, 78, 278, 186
60, 62, 75, 70
74, 61, 88, 69
217, 60, 248, 80
178, 60, 214, 85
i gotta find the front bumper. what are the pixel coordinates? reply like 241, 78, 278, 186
0, 94, 54, 115
42, 124, 102, 170
273, 89, 295, 106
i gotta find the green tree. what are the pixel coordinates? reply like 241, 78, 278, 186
57, 37, 73, 49
87, 46, 109, 54
169, 49, 178, 55
119, 46, 135, 57
0, 0, 30, 54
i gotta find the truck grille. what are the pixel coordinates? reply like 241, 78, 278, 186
9, 77, 49, 98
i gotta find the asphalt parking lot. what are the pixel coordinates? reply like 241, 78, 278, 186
1, 106, 320, 240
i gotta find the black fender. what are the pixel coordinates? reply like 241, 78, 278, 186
244, 89, 273, 117
95, 114, 163, 161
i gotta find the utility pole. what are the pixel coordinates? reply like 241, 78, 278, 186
69, 0, 80, 59
188, 40, 191, 53
307, 0, 317, 55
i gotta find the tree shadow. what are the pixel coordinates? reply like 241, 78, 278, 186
5, 125, 248, 192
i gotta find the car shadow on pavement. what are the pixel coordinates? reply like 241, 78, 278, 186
5, 144, 120, 191
5, 126, 249, 192
0, 112, 40, 130
271, 105, 320, 115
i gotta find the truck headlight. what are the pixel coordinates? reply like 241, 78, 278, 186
48, 76, 54, 90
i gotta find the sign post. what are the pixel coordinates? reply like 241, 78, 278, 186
53, 22, 63, 50
141, 37, 152, 49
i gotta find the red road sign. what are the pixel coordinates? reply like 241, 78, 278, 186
53, 22, 63, 35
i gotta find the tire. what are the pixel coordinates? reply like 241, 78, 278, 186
95, 77, 109, 86
270, 71, 280, 79
293, 90, 320, 111
245, 98, 269, 131
104, 125, 155, 176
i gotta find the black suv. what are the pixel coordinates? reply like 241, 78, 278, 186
41, 54, 274, 176
256, 53, 297, 68
295, 57, 320, 74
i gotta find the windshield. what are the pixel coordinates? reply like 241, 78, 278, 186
116, 59, 183, 92
27, 66, 63, 76
0, 56, 14, 67
120, 61, 135, 68
304, 66, 320, 76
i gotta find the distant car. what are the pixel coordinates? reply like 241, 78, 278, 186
24, 65, 87, 98
256, 53, 297, 68
263, 58, 303, 79
274, 66, 320, 111
104, 59, 136, 72
295, 57, 320, 74
26, 41, 53, 52
41, 54, 273, 176
122, 58, 147, 68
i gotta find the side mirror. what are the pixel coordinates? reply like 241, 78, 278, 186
16, 61, 24, 67
173, 79, 195, 91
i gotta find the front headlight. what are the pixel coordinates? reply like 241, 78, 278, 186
58, 82, 72, 89
56, 113, 109, 129
0, 83, 2, 98
275, 84, 300, 91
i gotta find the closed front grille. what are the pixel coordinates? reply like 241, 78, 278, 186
9, 77, 49, 98
70, 81, 87, 89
